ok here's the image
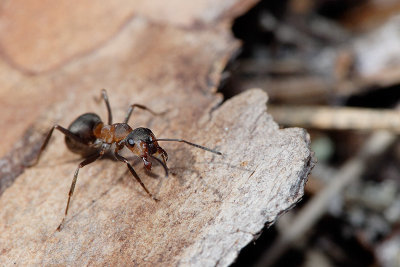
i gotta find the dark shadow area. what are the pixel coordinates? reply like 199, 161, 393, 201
346, 84, 400, 108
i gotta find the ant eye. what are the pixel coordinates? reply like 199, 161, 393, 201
127, 138, 134, 146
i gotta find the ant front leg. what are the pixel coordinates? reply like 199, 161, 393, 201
57, 148, 106, 231
28, 125, 85, 167
124, 104, 164, 124
114, 149, 159, 201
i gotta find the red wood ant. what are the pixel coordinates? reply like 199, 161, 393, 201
29, 89, 221, 230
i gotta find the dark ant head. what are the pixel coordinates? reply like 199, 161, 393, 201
124, 127, 168, 171
124, 127, 221, 177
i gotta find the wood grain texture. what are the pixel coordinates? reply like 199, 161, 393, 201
0, 1, 314, 265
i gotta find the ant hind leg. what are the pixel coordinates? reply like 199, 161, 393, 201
100, 89, 112, 125
57, 150, 105, 231
27, 125, 86, 167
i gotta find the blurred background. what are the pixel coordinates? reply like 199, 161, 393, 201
222, 0, 400, 266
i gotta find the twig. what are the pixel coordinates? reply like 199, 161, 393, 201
269, 105, 400, 132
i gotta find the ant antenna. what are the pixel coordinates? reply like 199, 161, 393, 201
155, 139, 222, 155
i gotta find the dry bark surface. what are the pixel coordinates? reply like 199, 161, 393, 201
0, 1, 314, 265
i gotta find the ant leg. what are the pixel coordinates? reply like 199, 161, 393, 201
114, 151, 159, 201
149, 155, 169, 177
100, 89, 112, 125
27, 125, 86, 167
57, 149, 105, 231
124, 104, 164, 124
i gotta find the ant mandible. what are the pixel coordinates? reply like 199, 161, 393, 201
29, 89, 221, 231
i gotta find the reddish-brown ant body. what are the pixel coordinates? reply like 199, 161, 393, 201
29, 89, 221, 230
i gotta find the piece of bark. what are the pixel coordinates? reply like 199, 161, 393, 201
0, 1, 314, 265
1, 89, 314, 266
257, 130, 396, 266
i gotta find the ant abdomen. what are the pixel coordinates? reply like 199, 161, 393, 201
65, 113, 102, 157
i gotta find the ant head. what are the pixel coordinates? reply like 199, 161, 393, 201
124, 127, 168, 170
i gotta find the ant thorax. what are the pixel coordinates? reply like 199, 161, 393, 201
94, 123, 132, 144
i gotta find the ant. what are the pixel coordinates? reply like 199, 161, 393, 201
28, 89, 221, 231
